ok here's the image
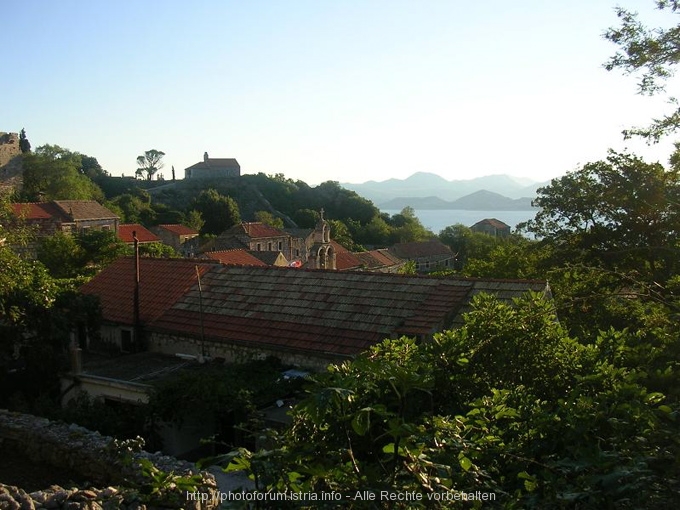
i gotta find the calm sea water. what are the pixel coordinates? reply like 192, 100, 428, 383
381, 209, 539, 234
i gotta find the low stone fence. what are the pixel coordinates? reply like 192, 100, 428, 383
0, 410, 219, 509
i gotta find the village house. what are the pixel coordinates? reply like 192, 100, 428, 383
471, 218, 512, 237
76, 258, 550, 372
67, 258, 549, 455
388, 239, 455, 273
184, 152, 240, 179
206, 210, 337, 269
11, 200, 119, 235
150, 224, 200, 254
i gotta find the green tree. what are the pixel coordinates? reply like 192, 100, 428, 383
520, 150, 680, 283
604, 1, 680, 140
136, 149, 165, 181
36, 232, 84, 278
191, 188, 241, 235
19, 128, 30, 153
184, 209, 205, 233
21, 145, 105, 201
254, 210, 284, 229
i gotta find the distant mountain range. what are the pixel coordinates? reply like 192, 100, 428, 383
341, 172, 551, 210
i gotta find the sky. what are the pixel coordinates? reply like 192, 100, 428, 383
3, 1, 679, 185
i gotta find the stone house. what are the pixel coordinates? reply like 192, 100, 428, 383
388, 239, 455, 273
150, 224, 200, 255
184, 152, 240, 179
11, 200, 120, 236
208, 211, 337, 270
78, 258, 550, 371
471, 218, 512, 237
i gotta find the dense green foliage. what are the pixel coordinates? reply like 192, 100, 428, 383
604, 1, 680, 140
21, 145, 106, 202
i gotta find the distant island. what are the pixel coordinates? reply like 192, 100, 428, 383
341, 172, 549, 210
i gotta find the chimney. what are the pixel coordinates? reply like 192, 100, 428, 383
204, 151, 209, 162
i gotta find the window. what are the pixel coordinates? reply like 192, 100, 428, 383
278, 241, 283, 251
256, 243, 261, 251
101, 225, 111, 231
268, 242, 272, 251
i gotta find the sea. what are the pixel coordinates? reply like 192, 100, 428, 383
381, 209, 539, 235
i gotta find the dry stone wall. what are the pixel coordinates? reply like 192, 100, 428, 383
0, 410, 219, 509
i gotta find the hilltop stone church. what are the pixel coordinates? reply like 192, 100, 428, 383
184, 152, 240, 179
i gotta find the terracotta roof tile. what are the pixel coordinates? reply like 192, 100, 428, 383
157, 224, 199, 236
118, 224, 161, 243
331, 241, 362, 270
471, 218, 511, 230
203, 249, 267, 266
10, 202, 61, 220
83, 261, 549, 359
80, 258, 217, 326
53, 200, 119, 220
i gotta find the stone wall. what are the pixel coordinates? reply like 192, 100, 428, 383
0, 410, 220, 509
0, 132, 21, 168
148, 330, 337, 372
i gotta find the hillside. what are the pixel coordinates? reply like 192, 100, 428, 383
380, 190, 536, 210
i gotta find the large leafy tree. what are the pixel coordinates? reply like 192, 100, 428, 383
21, 145, 105, 202
191, 188, 241, 235
605, 1, 680, 140
520, 150, 680, 283
135, 149, 165, 181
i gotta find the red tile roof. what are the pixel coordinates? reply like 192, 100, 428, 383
152, 266, 475, 356
240, 222, 287, 239
118, 224, 161, 244
80, 258, 217, 326
158, 224, 199, 236
82, 261, 549, 359
203, 249, 267, 266
355, 249, 404, 269
11, 202, 59, 220
471, 218, 511, 230
330, 241, 362, 270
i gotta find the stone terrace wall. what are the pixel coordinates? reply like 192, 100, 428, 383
0, 410, 219, 509
0, 132, 21, 168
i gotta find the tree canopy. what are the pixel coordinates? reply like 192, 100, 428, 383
136, 149, 165, 181
605, 1, 680, 139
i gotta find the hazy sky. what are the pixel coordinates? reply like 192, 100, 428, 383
3, 1, 678, 185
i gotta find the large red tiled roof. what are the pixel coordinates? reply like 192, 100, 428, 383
83, 261, 549, 359
158, 224, 199, 236
118, 224, 161, 243
203, 249, 267, 266
80, 258, 217, 326
153, 266, 475, 356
